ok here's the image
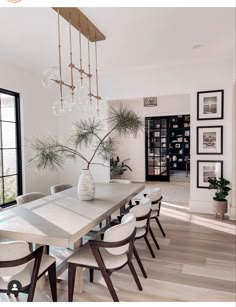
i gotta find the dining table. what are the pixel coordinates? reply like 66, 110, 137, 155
0, 182, 144, 293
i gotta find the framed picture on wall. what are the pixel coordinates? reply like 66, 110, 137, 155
197, 126, 223, 154
197, 160, 223, 188
197, 90, 224, 120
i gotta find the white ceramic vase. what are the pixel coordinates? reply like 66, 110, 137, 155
77, 169, 95, 200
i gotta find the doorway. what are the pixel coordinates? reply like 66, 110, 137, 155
145, 114, 190, 182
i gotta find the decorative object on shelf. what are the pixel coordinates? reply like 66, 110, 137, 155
172, 155, 177, 162
208, 177, 231, 220
144, 97, 157, 107
197, 160, 223, 188
197, 90, 224, 120
41, 8, 105, 117
110, 156, 132, 179
175, 143, 181, 148
173, 125, 178, 128
29, 106, 143, 200
197, 126, 223, 154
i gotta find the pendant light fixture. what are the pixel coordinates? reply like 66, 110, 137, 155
41, 8, 106, 117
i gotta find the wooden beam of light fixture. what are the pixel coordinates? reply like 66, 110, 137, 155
52, 7, 106, 42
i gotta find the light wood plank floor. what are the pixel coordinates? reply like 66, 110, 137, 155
1, 211, 235, 302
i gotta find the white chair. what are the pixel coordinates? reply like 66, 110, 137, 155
130, 197, 160, 260
0, 241, 57, 302
16, 192, 46, 205
50, 184, 72, 195
67, 213, 142, 302
147, 190, 166, 237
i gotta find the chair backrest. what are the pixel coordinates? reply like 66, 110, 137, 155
0, 242, 43, 293
50, 183, 72, 195
16, 192, 45, 205
130, 197, 151, 228
147, 190, 162, 214
103, 213, 136, 255
0, 241, 32, 278
109, 179, 132, 184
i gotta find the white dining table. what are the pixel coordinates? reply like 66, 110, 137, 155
0, 182, 144, 293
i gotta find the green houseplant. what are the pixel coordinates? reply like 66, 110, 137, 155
29, 106, 143, 200
110, 156, 132, 179
208, 177, 231, 220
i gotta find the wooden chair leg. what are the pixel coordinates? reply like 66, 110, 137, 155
144, 236, 155, 258
68, 264, 76, 302
99, 222, 102, 228
128, 261, 143, 291
149, 226, 160, 250
45, 245, 50, 255
133, 245, 147, 278
99, 267, 119, 302
48, 262, 57, 302
155, 217, 166, 237
89, 269, 94, 283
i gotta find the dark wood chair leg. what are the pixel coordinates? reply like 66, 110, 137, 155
155, 217, 166, 237
133, 245, 147, 278
68, 264, 76, 302
128, 261, 143, 291
45, 245, 50, 255
149, 226, 160, 250
89, 269, 94, 283
144, 236, 155, 258
48, 262, 57, 302
99, 222, 102, 228
99, 267, 119, 302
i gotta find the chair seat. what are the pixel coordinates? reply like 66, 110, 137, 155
151, 210, 158, 218
0, 255, 55, 290
135, 227, 146, 238
68, 242, 128, 270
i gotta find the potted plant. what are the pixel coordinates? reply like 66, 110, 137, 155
110, 156, 132, 179
208, 177, 231, 220
29, 106, 143, 200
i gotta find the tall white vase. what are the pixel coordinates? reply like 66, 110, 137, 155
77, 169, 95, 200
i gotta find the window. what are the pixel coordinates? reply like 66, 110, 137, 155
0, 88, 22, 207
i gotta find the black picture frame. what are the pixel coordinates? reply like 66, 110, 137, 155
197, 126, 223, 155
197, 160, 223, 188
197, 90, 224, 120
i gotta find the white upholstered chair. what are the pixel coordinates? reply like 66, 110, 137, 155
130, 197, 160, 260
50, 184, 72, 195
147, 189, 166, 237
67, 213, 142, 302
16, 192, 45, 205
0, 241, 57, 302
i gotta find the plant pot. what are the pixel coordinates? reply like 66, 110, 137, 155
213, 200, 227, 220
77, 169, 95, 201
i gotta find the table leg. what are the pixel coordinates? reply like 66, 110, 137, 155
35, 244, 48, 290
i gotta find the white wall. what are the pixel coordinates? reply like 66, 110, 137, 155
109, 94, 190, 182
0, 61, 58, 195
99, 59, 234, 214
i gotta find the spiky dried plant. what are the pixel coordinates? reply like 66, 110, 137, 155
29, 106, 143, 171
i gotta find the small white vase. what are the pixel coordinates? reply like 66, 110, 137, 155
77, 169, 95, 200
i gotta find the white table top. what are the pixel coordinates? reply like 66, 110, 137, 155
0, 183, 144, 248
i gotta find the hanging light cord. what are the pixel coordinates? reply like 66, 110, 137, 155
87, 22, 92, 102
69, 11, 75, 99
57, 9, 63, 103
78, 13, 83, 87
95, 32, 99, 112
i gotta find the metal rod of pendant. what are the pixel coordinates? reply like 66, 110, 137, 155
69, 11, 75, 100
57, 9, 63, 103
87, 22, 92, 102
95, 31, 99, 111
78, 13, 83, 87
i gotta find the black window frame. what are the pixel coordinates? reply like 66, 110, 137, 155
0, 88, 22, 208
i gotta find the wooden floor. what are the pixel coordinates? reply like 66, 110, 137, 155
1, 207, 235, 302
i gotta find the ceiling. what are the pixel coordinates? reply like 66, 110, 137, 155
0, 7, 235, 75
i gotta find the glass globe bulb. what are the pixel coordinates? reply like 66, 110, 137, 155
52, 98, 72, 116
84, 98, 96, 115
41, 67, 59, 88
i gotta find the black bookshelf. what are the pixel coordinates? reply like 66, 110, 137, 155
145, 114, 190, 181
169, 115, 190, 171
